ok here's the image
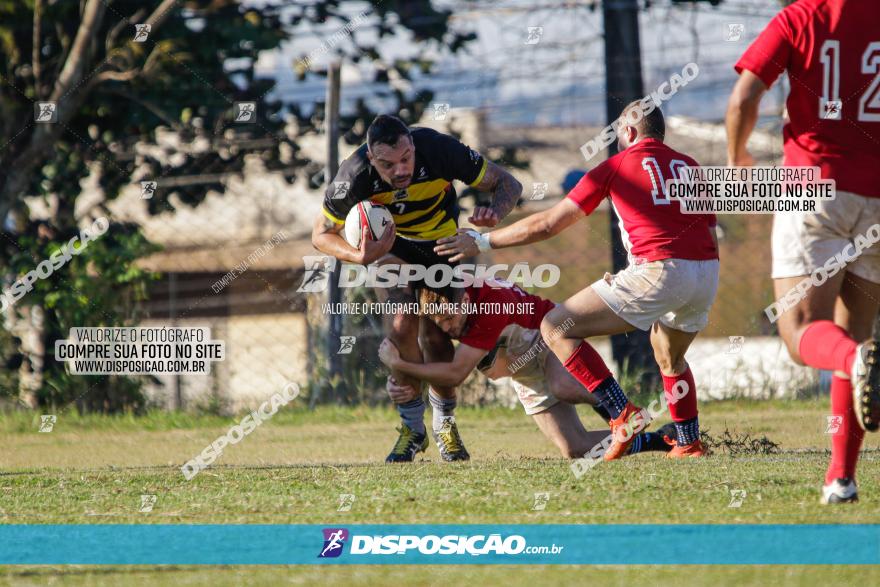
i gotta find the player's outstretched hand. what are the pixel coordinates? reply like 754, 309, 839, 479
386, 376, 419, 404
378, 337, 401, 368
357, 220, 395, 265
434, 228, 480, 263
468, 206, 500, 227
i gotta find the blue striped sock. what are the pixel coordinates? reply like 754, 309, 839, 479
629, 433, 644, 454
674, 417, 700, 446
628, 432, 671, 454
592, 377, 629, 418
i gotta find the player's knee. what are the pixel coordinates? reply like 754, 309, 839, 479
776, 310, 815, 361
540, 311, 566, 342
390, 313, 419, 344
669, 357, 688, 376
562, 448, 581, 460
418, 328, 449, 352
539, 320, 555, 345
653, 350, 674, 375
432, 385, 457, 398
541, 308, 565, 330
559, 441, 587, 460
782, 332, 806, 366
654, 351, 686, 376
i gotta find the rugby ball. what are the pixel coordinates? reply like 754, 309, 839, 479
343, 201, 393, 248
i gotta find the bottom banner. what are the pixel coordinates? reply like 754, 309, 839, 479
1, 524, 877, 564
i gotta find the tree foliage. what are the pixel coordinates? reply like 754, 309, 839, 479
0, 0, 476, 411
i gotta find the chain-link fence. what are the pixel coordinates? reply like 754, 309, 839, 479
0, 0, 833, 416
1, 111, 825, 414
108, 114, 823, 414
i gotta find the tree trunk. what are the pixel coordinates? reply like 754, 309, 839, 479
9, 305, 45, 408
0, 0, 106, 221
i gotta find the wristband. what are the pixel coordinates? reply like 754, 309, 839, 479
467, 230, 492, 253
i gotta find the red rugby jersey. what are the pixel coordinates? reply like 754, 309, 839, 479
566, 139, 718, 262
735, 0, 880, 197
458, 282, 556, 351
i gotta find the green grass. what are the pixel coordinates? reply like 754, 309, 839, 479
1, 399, 879, 585
3, 565, 880, 587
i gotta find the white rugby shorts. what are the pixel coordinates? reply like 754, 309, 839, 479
771, 190, 880, 284
591, 258, 720, 332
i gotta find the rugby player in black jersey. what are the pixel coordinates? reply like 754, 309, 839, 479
311, 114, 522, 462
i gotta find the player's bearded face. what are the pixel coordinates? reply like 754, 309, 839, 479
368, 136, 415, 188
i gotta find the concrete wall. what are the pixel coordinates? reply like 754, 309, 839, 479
486, 336, 823, 411
142, 313, 308, 413
141, 319, 819, 414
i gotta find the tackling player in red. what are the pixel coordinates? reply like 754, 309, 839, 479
436, 102, 719, 460
726, 0, 880, 504
377, 281, 676, 460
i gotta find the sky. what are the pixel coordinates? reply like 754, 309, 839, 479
259, 0, 788, 127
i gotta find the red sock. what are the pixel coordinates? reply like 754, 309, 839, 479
826, 375, 865, 484
563, 341, 612, 392
662, 367, 698, 422
798, 321, 858, 373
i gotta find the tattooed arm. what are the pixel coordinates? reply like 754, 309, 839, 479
468, 161, 522, 227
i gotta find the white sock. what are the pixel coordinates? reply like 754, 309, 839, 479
428, 388, 456, 433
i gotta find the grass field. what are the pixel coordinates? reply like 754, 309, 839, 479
2, 399, 879, 585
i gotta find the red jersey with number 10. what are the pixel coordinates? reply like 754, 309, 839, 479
735, 0, 880, 197
566, 138, 718, 263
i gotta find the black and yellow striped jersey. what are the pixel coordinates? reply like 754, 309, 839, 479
322, 127, 488, 241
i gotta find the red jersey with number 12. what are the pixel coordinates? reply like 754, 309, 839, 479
735, 0, 880, 197
566, 138, 718, 262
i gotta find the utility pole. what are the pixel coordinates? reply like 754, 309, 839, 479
602, 0, 655, 385
169, 272, 183, 410
325, 61, 346, 403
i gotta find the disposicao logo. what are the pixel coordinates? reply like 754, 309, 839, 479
319, 528, 349, 558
